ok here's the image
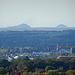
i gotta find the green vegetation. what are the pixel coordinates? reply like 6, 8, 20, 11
0, 30, 75, 57
0, 57, 75, 75
0, 30, 75, 74
0, 30, 75, 48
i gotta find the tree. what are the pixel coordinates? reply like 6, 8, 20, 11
22, 71, 28, 75
33, 58, 46, 69
0, 67, 6, 75
9, 70, 15, 75
59, 67, 64, 72
15, 72, 21, 75
17, 58, 34, 72
0, 59, 10, 68
66, 70, 75, 75
37, 69, 45, 73
45, 66, 55, 72
47, 70, 58, 75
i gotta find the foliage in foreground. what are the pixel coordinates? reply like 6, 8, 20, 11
0, 57, 75, 75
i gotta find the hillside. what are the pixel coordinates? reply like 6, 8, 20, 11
0, 24, 31, 31
0, 30, 75, 49
56, 24, 68, 28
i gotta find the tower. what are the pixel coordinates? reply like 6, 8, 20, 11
70, 47, 72, 55
57, 43, 59, 57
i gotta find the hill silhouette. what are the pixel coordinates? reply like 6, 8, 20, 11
0, 24, 75, 31
56, 24, 67, 28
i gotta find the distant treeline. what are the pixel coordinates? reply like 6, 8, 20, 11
0, 30, 75, 51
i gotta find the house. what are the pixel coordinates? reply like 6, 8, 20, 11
8, 56, 14, 61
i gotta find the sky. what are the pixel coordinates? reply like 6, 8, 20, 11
0, 0, 75, 28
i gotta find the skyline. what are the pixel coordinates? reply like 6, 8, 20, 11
0, 0, 75, 28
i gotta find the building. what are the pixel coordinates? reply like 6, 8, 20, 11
57, 56, 75, 59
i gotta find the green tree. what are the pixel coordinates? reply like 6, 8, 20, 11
47, 70, 58, 75
66, 70, 75, 75
0, 59, 10, 68
0, 67, 6, 75
33, 58, 46, 69
17, 58, 34, 72
45, 66, 55, 72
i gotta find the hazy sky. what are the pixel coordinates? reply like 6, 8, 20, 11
0, 0, 75, 28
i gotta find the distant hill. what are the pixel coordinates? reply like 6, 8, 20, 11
0, 30, 75, 52
0, 24, 31, 31
30, 24, 75, 31
56, 24, 67, 28
0, 24, 75, 31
